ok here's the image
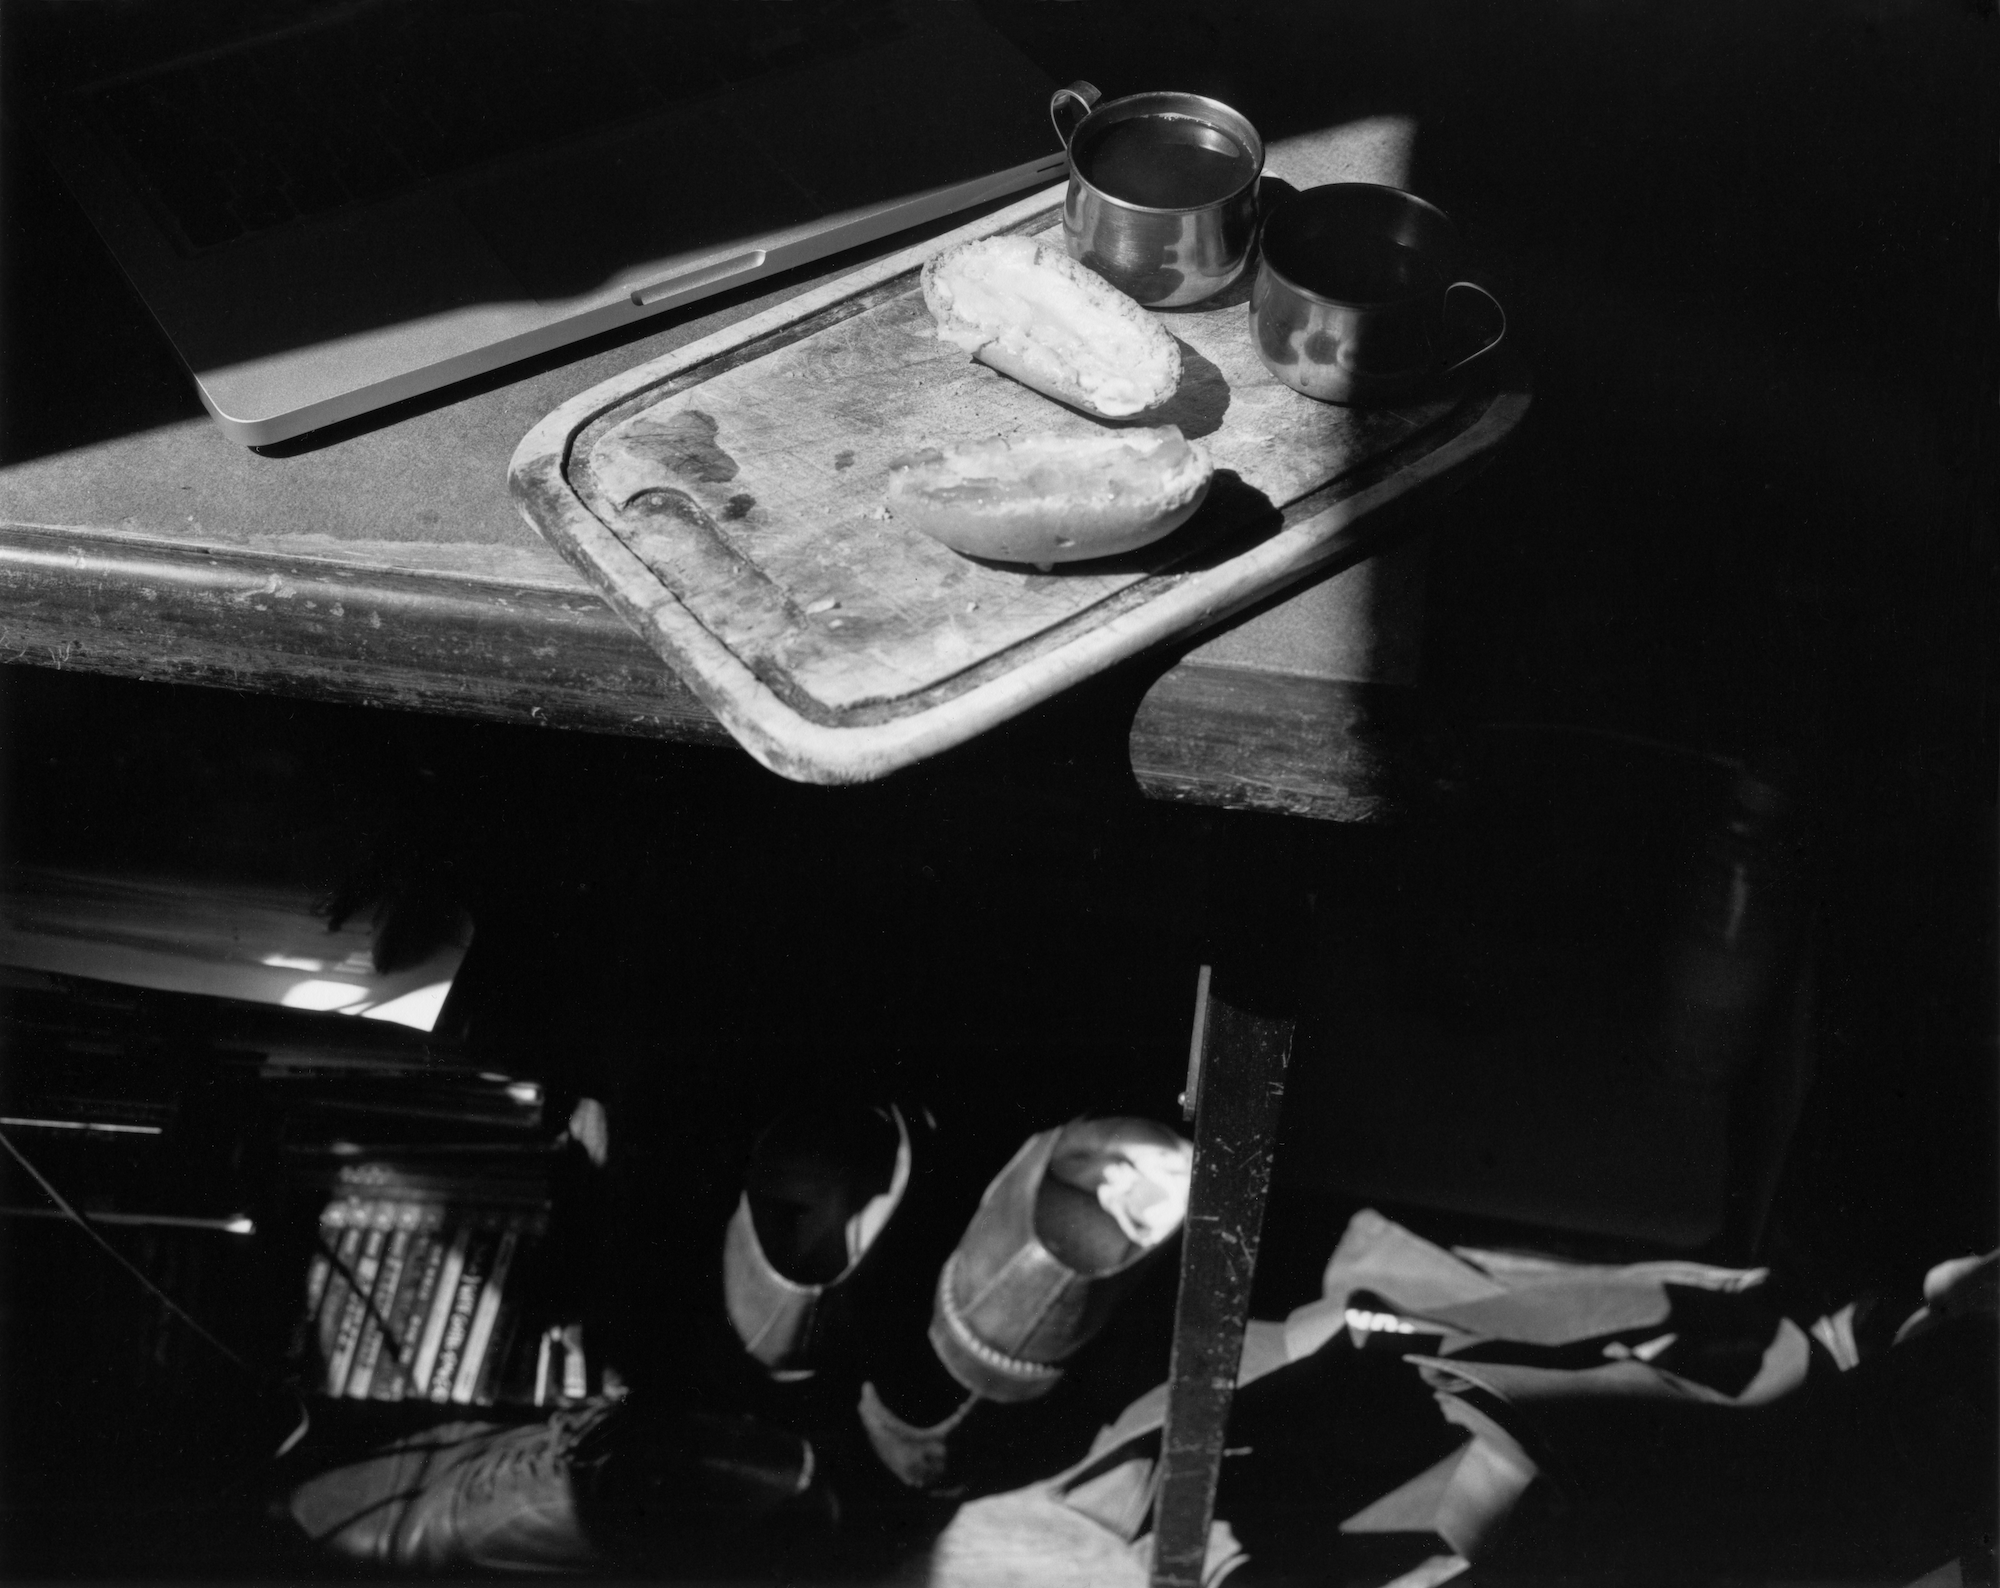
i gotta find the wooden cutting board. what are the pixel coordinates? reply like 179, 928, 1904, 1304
510, 170, 1528, 784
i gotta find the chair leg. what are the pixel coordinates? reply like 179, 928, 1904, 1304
1149, 961, 1297, 1588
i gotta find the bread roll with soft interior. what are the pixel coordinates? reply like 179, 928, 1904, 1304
922, 236, 1181, 418
887, 426, 1212, 566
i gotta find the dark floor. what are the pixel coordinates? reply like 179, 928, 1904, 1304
0, 591, 1989, 1579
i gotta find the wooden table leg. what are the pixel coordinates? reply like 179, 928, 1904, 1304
1149, 958, 1298, 1588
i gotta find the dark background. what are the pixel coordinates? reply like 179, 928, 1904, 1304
0, 0, 1993, 1578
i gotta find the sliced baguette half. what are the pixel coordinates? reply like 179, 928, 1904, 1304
921, 236, 1181, 418
887, 426, 1212, 566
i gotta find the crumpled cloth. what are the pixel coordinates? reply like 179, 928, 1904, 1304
1043, 1210, 1990, 1578
1294, 1209, 1810, 1559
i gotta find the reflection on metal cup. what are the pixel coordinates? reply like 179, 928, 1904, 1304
1249, 184, 1507, 405
1049, 83, 1262, 309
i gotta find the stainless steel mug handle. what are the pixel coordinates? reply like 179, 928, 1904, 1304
1049, 81, 1102, 148
1440, 281, 1507, 376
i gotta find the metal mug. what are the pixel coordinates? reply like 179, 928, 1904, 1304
1249, 184, 1507, 404
1049, 82, 1263, 309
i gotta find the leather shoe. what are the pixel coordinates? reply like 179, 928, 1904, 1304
281, 1398, 824, 1572
857, 1116, 1192, 1491
723, 1102, 940, 1378
929, 1116, 1191, 1404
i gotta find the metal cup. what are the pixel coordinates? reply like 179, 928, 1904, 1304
1049, 82, 1263, 309
1249, 183, 1506, 404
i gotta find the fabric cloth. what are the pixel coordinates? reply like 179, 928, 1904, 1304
1047, 1209, 1993, 1579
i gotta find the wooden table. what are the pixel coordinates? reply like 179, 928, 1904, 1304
0, 118, 1523, 824
1, 117, 1524, 1588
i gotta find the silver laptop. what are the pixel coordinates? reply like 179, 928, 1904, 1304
28, 0, 1066, 447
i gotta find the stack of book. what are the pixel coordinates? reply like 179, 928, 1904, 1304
294, 1155, 560, 1406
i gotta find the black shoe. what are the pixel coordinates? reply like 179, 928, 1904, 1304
723, 1101, 952, 1385
281, 1398, 827, 1573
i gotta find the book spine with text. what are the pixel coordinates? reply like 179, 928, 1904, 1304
325, 1210, 393, 1395
409, 1221, 474, 1399
313, 1219, 366, 1388
452, 1218, 521, 1403
426, 1219, 497, 1403
343, 1206, 419, 1399
372, 1209, 447, 1400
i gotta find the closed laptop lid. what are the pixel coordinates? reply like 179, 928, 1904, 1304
22, 0, 1064, 443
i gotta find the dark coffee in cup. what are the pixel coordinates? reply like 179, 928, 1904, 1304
1278, 231, 1443, 306
1249, 183, 1507, 404
1073, 116, 1258, 211
1050, 85, 1264, 308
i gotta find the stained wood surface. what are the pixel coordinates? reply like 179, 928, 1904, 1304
578, 230, 1429, 720
513, 159, 1529, 784
0, 519, 1442, 820
0, 523, 731, 743
2, 119, 1524, 818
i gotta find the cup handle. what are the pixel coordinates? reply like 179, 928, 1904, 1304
1049, 81, 1102, 148
1439, 281, 1507, 376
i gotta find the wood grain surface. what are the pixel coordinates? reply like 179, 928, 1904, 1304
2, 119, 1523, 819
581, 243, 1432, 721
513, 169, 1528, 784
